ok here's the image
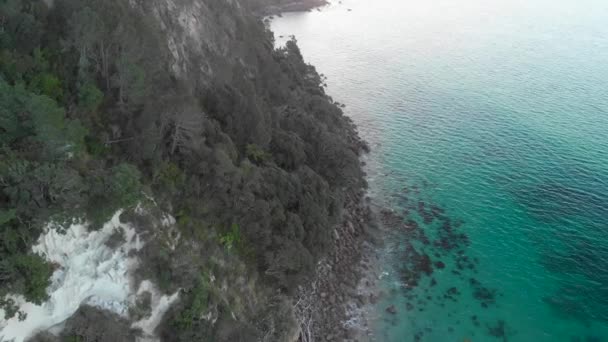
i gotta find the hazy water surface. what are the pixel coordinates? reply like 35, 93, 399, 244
272, 0, 608, 340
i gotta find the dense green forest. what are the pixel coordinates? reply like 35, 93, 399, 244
0, 0, 366, 339
0, 0, 147, 318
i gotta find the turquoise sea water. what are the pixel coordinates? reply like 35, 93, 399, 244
271, 0, 608, 341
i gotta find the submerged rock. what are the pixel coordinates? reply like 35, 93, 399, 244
385, 305, 397, 315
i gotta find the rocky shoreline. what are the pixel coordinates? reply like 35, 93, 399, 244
290, 115, 385, 341
294, 188, 382, 342
262, 4, 385, 339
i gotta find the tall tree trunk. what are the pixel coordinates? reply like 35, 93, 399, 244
100, 41, 110, 90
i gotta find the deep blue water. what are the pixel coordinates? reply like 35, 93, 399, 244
272, 0, 608, 340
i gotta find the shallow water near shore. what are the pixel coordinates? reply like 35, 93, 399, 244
272, 0, 608, 341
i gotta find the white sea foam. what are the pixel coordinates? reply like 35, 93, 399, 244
0, 211, 179, 342
132, 281, 180, 340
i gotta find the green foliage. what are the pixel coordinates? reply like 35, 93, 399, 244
0, 0, 43, 52
84, 135, 108, 157
0, 50, 19, 83
0, 297, 22, 320
64, 336, 84, 342
107, 163, 142, 207
26, 89, 66, 151
13, 253, 52, 304
65, 0, 160, 109
0, 78, 87, 157
175, 208, 192, 228
0, 155, 87, 221
88, 163, 141, 206
0, 209, 17, 226
153, 162, 185, 196
0, 80, 30, 144
28, 72, 63, 101
174, 274, 209, 329
63, 120, 88, 157
245, 144, 270, 164
77, 81, 104, 112
0, 254, 51, 319
27, 90, 79, 156
87, 163, 142, 227
219, 223, 241, 251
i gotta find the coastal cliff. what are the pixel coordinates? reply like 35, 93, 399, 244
0, 0, 370, 340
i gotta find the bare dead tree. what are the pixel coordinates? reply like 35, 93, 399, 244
293, 273, 327, 342
160, 102, 206, 155
294, 292, 315, 342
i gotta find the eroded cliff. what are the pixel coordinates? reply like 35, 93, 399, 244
0, 0, 367, 340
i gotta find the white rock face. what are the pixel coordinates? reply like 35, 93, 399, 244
0, 211, 179, 342
132, 280, 180, 338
